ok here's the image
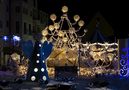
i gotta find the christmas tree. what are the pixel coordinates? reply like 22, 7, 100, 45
22, 40, 53, 83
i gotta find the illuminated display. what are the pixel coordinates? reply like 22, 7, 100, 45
120, 48, 129, 77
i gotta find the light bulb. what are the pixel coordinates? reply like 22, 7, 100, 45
54, 23, 60, 29
31, 76, 36, 81
74, 15, 80, 22
42, 76, 47, 81
63, 37, 68, 43
41, 37, 47, 43
84, 29, 88, 33
49, 25, 54, 31
34, 68, 38, 72
50, 14, 57, 21
42, 30, 48, 36
78, 20, 84, 27
58, 31, 64, 37
69, 27, 75, 34
62, 6, 68, 13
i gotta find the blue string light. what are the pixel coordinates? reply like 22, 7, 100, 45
2, 36, 8, 41
13, 35, 21, 41
120, 48, 129, 77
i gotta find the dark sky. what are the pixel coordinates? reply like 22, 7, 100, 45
38, 0, 128, 38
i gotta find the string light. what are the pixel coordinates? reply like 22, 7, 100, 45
41, 6, 87, 49
41, 5, 119, 77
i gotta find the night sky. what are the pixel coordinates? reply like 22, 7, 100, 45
38, 0, 128, 38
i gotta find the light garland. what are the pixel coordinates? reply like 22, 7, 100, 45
41, 6, 87, 49
120, 48, 129, 77
41, 6, 119, 77
79, 42, 119, 76
10, 53, 29, 76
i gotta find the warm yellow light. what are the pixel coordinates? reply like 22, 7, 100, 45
63, 37, 68, 43
18, 65, 28, 76
54, 23, 60, 29
58, 31, 64, 37
42, 30, 48, 36
78, 20, 84, 27
108, 53, 114, 61
50, 14, 57, 21
41, 37, 47, 43
62, 6, 68, 13
47, 68, 55, 77
74, 15, 80, 22
49, 25, 54, 31
11, 53, 20, 61
69, 27, 75, 34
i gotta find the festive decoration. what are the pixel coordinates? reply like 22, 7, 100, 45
26, 41, 53, 83
40, 6, 120, 77
41, 6, 87, 77
41, 5, 87, 48
21, 40, 34, 59
120, 48, 129, 77
80, 43, 119, 76
9, 53, 29, 76
13, 35, 21, 41
2, 36, 8, 41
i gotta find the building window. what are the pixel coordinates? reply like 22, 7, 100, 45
6, 21, 9, 28
16, 21, 20, 34
6, 5, 9, 12
33, 0, 36, 7
29, 24, 31, 34
23, 0, 28, 3
15, 6, 20, 13
0, 20, 3, 28
33, 9, 38, 20
24, 22, 27, 34
33, 26, 36, 33
0, 0, 2, 4
30, 11, 33, 17
23, 8, 28, 15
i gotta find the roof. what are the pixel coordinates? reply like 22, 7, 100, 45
90, 26, 107, 43
82, 12, 115, 43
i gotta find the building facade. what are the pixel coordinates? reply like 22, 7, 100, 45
0, 0, 9, 35
0, 0, 9, 66
0, 0, 49, 66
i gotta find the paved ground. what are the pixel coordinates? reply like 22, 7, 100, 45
0, 75, 129, 90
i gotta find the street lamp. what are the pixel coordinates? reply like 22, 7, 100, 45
13, 35, 21, 46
